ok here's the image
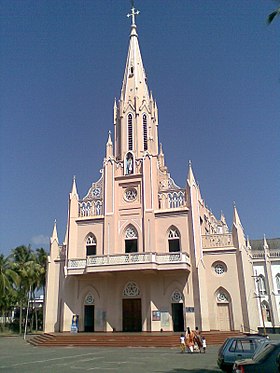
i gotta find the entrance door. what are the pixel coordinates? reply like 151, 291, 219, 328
172, 303, 184, 332
122, 299, 142, 332
84, 305, 94, 332
217, 303, 231, 331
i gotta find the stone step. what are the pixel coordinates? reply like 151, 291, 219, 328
28, 331, 243, 347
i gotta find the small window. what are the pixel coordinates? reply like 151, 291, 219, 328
125, 226, 138, 253
143, 114, 148, 151
168, 228, 180, 252
276, 274, 280, 294
86, 235, 96, 256
128, 114, 133, 151
258, 275, 267, 295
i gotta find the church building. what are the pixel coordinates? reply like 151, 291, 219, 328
44, 6, 262, 334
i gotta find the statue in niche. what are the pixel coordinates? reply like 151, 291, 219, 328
126, 152, 134, 175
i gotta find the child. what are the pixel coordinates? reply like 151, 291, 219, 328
179, 333, 186, 353
202, 336, 206, 353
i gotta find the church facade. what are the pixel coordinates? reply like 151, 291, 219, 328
44, 7, 269, 334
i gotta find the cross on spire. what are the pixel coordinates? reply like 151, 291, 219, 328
127, 2, 140, 26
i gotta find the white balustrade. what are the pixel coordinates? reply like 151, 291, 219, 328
202, 233, 233, 248
68, 252, 189, 270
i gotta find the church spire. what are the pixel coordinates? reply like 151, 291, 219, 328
50, 219, 58, 244
121, 4, 149, 103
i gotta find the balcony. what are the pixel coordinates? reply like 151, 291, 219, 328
202, 233, 234, 249
66, 252, 190, 275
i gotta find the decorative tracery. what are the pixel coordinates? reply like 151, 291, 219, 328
123, 282, 140, 297
168, 227, 180, 252
86, 234, 97, 256
171, 290, 183, 303
85, 293, 94, 305
125, 225, 138, 239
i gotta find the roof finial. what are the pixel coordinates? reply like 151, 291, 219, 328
127, 1, 140, 27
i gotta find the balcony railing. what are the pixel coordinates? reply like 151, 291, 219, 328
202, 233, 233, 249
251, 249, 280, 259
67, 252, 190, 271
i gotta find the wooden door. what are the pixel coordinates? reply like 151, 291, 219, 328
122, 299, 142, 332
84, 305, 95, 332
172, 303, 184, 332
217, 303, 230, 331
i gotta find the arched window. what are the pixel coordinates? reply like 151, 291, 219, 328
261, 301, 271, 322
125, 151, 134, 175
143, 114, 148, 151
168, 192, 185, 208
125, 225, 138, 253
80, 202, 86, 217
276, 274, 280, 294
128, 114, 133, 151
86, 234, 97, 256
168, 227, 180, 252
258, 275, 267, 295
95, 200, 102, 215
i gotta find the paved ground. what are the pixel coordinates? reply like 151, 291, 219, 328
0, 337, 222, 373
1, 335, 280, 373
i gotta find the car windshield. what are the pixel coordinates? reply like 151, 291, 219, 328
253, 344, 275, 362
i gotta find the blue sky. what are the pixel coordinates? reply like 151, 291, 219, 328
1, 0, 279, 256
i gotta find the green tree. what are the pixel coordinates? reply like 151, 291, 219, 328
267, 2, 280, 24
12, 245, 39, 334
0, 254, 19, 330
32, 248, 48, 331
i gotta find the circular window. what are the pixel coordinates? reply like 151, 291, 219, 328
212, 261, 227, 275
215, 264, 225, 275
124, 187, 137, 202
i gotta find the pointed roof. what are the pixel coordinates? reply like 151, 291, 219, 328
187, 160, 196, 186
263, 234, 269, 249
50, 219, 59, 244
70, 175, 78, 198
233, 202, 243, 229
120, 5, 149, 102
246, 235, 251, 249
107, 130, 113, 146
106, 130, 113, 157
220, 211, 227, 225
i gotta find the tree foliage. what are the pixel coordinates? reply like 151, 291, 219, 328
267, 2, 280, 24
0, 245, 48, 334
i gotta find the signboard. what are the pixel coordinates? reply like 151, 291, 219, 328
152, 311, 161, 321
186, 307, 195, 313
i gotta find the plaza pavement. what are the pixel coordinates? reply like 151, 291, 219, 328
0, 336, 221, 373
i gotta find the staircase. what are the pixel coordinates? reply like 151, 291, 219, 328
28, 330, 243, 347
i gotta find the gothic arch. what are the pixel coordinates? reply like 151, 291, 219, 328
123, 224, 138, 253
122, 281, 141, 298
85, 233, 97, 256
124, 151, 135, 175
261, 300, 272, 323
127, 113, 133, 151
214, 287, 233, 331
167, 226, 181, 253
276, 273, 280, 294
78, 285, 100, 303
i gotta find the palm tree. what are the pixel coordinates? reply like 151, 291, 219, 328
0, 254, 19, 330
267, 2, 280, 24
12, 245, 37, 334
32, 248, 48, 331
35, 248, 48, 297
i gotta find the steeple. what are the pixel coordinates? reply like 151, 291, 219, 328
114, 4, 159, 161
70, 175, 78, 199
187, 160, 196, 186
233, 202, 243, 229
106, 130, 113, 157
121, 5, 149, 103
50, 219, 58, 244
